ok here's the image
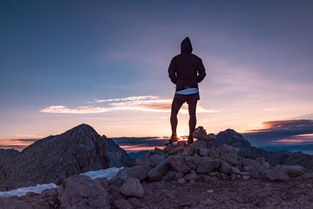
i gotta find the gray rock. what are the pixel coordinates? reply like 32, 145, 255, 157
58, 175, 110, 209
168, 146, 185, 155
150, 154, 166, 166
196, 160, 220, 174
242, 158, 262, 170
191, 140, 209, 152
265, 168, 290, 181
220, 153, 240, 166
199, 148, 210, 156
219, 160, 232, 174
218, 144, 240, 155
115, 165, 151, 182
120, 177, 144, 198
135, 154, 152, 166
184, 171, 198, 181
177, 178, 186, 184
193, 126, 209, 140
0, 124, 128, 191
169, 157, 190, 173
147, 161, 170, 181
213, 129, 251, 150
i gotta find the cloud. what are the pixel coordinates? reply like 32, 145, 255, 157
92, 96, 159, 103
40, 95, 217, 114
243, 119, 313, 146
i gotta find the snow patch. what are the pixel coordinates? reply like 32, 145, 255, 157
0, 183, 57, 197
0, 167, 121, 198
82, 167, 121, 180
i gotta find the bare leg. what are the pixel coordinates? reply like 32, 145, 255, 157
188, 100, 197, 143
170, 98, 184, 141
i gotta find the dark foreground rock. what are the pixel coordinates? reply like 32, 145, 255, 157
0, 124, 128, 191
1, 126, 313, 209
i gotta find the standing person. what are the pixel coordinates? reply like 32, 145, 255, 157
168, 37, 206, 144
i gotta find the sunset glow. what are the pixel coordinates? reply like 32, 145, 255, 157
0, 1, 312, 149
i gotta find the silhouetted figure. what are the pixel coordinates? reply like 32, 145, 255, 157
168, 37, 206, 144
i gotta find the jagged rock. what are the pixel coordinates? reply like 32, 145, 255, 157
214, 129, 251, 149
58, 175, 110, 209
0, 124, 128, 191
120, 177, 144, 197
169, 157, 190, 173
147, 161, 170, 181
0, 149, 19, 166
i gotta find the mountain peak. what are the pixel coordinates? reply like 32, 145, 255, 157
64, 123, 99, 139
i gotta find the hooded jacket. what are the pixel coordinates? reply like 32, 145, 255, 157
168, 37, 206, 91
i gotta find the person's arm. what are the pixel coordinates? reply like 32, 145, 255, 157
197, 59, 206, 83
168, 58, 177, 84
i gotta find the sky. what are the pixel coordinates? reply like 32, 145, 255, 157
1, 0, 313, 147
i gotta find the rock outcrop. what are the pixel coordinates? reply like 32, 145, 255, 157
1, 127, 313, 209
0, 149, 19, 166
0, 124, 128, 191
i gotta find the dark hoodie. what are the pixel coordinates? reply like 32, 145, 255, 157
168, 37, 206, 91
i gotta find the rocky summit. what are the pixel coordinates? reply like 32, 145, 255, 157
1, 126, 313, 209
0, 124, 128, 191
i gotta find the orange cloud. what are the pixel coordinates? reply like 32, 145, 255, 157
40, 95, 217, 114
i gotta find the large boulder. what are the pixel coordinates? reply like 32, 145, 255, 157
213, 129, 251, 150
58, 175, 110, 209
120, 177, 144, 197
0, 124, 129, 191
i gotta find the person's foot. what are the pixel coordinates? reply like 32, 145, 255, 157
187, 135, 194, 144
169, 134, 179, 143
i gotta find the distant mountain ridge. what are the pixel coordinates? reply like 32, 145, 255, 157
0, 124, 128, 191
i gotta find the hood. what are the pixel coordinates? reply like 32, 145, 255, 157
181, 37, 192, 54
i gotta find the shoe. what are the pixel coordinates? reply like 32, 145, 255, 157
169, 134, 179, 143
187, 136, 194, 144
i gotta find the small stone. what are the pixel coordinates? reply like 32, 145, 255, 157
177, 178, 186, 184
120, 177, 144, 197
